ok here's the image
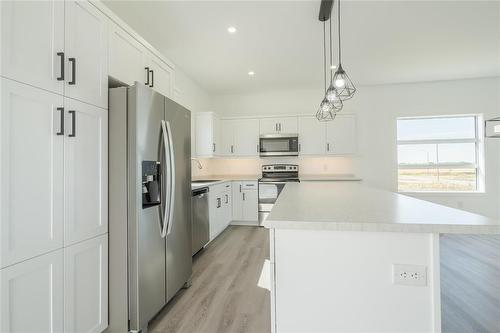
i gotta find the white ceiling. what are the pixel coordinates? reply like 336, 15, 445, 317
103, 0, 500, 94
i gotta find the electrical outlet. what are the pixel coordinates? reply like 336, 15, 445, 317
392, 264, 427, 286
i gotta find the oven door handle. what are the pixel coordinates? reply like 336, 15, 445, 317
259, 181, 287, 185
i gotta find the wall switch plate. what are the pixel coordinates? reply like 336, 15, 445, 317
392, 264, 427, 286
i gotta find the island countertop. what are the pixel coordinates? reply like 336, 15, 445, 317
263, 182, 500, 234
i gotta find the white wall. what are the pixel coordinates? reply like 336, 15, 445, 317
210, 77, 500, 218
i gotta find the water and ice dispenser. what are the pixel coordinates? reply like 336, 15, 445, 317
142, 161, 161, 208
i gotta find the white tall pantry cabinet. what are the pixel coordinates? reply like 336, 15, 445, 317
0, 1, 108, 332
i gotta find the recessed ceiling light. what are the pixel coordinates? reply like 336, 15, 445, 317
330, 65, 337, 70
248, 71, 255, 76
227, 26, 237, 34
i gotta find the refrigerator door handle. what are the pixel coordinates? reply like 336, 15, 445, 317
159, 121, 169, 238
164, 120, 176, 236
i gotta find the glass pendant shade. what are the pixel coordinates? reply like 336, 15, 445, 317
333, 64, 356, 100
316, 97, 336, 122
325, 83, 343, 110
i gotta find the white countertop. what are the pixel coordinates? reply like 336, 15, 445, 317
263, 182, 500, 234
300, 174, 362, 181
191, 174, 259, 190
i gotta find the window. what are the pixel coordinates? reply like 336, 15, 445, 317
397, 116, 482, 192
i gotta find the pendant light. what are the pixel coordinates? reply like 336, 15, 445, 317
316, 20, 336, 122
325, 14, 343, 109
332, 0, 356, 101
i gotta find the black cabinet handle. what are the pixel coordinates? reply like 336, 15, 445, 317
243, 192, 246, 201
213, 143, 216, 152
68, 110, 76, 137
68, 58, 76, 85
57, 52, 64, 81
56, 107, 64, 135
149, 69, 154, 87
225, 194, 228, 204
145, 67, 150, 85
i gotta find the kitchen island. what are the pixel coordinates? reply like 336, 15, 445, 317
263, 182, 500, 333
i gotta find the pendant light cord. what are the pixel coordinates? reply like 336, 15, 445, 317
323, 20, 327, 93
337, 0, 342, 65
329, 17, 333, 81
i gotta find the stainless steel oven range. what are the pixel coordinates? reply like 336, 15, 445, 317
258, 164, 299, 225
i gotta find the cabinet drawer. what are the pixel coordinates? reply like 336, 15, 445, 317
241, 181, 257, 190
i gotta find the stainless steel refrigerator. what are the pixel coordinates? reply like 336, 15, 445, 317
107, 83, 192, 333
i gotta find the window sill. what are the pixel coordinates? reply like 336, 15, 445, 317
398, 191, 486, 197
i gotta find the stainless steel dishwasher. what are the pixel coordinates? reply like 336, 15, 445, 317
191, 187, 210, 255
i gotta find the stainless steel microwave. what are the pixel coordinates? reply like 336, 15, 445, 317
259, 134, 299, 157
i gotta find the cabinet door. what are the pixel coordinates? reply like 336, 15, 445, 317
326, 115, 357, 155
0, 249, 63, 333
219, 119, 235, 156
208, 192, 220, 241
64, 98, 108, 246
233, 119, 259, 156
0, 0, 64, 95
149, 54, 174, 98
260, 118, 280, 134
299, 116, 326, 155
195, 112, 217, 157
242, 190, 258, 222
222, 186, 232, 227
64, 234, 108, 333
109, 22, 148, 86
279, 117, 299, 134
213, 116, 220, 155
232, 182, 243, 221
65, 0, 108, 108
0, 79, 64, 268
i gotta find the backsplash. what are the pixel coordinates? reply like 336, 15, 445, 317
191, 156, 359, 177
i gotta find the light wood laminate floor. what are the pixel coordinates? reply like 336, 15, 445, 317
150, 226, 271, 333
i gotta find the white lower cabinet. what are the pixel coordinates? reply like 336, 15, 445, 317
64, 234, 108, 333
208, 182, 232, 241
64, 98, 108, 246
1, 79, 64, 268
231, 181, 258, 224
0, 249, 64, 333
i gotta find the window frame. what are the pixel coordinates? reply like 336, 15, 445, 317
397, 114, 485, 194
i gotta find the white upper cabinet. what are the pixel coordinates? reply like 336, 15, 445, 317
0, 79, 64, 269
219, 119, 235, 156
325, 115, 357, 155
0, 249, 63, 333
64, 235, 108, 333
109, 21, 149, 86
148, 53, 174, 98
298, 116, 327, 155
233, 119, 260, 156
0, 0, 65, 95
260, 117, 298, 134
220, 119, 259, 156
64, 98, 108, 246
195, 112, 219, 157
64, 0, 108, 108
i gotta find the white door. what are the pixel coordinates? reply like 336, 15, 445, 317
222, 186, 232, 228
65, 0, 108, 108
219, 119, 235, 156
0, 249, 63, 333
108, 21, 148, 86
64, 234, 108, 333
0, 79, 64, 268
299, 116, 326, 155
64, 98, 108, 246
260, 118, 280, 134
326, 115, 357, 155
148, 54, 174, 98
279, 117, 299, 134
232, 182, 243, 221
0, 0, 64, 95
233, 119, 259, 156
242, 190, 258, 222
